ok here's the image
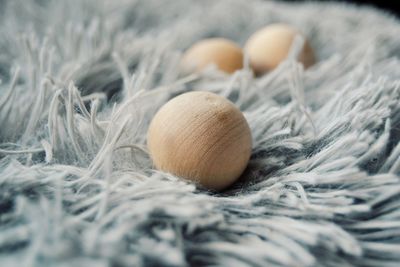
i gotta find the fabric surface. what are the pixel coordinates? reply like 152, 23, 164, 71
1, 0, 400, 266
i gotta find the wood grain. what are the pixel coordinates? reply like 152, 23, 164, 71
147, 91, 252, 190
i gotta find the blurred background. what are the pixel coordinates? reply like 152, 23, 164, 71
285, 0, 399, 16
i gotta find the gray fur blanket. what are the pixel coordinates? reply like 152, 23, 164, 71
1, 0, 400, 266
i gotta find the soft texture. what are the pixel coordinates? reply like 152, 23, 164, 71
0, 0, 400, 266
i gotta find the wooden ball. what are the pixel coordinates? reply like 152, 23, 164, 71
245, 24, 315, 75
147, 91, 252, 190
181, 38, 244, 74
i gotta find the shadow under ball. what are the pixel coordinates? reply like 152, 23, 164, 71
245, 23, 315, 75
181, 38, 244, 74
147, 91, 252, 191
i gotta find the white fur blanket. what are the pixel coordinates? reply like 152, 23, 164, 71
0, 0, 400, 266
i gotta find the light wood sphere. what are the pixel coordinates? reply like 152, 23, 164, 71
245, 24, 315, 75
147, 91, 252, 190
181, 38, 244, 74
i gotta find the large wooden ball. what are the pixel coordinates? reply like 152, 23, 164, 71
181, 38, 244, 74
147, 91, 252, 190
245, 24, 315, 75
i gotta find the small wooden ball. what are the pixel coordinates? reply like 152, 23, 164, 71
181, 38, 244, 74
245, 24, 315, 75
147, 91, 252, 190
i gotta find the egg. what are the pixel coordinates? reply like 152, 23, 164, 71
147, 91, 252, 190
245, 24, 315, 75
181, 38, 244, 74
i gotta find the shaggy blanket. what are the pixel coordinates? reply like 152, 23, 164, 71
1, 0, 400, 266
